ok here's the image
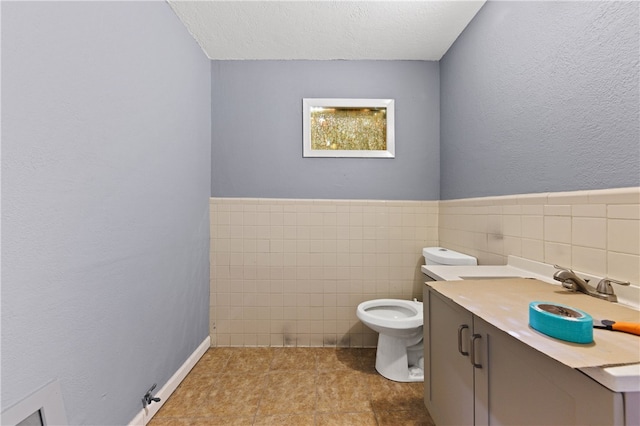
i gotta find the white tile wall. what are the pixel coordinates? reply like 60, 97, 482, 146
210, 198, 438, 347
210, 187, 640, 347
439, 187, 640, 282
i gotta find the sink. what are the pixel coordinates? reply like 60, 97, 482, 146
420, 256, 559, 284
460, 276, 525, 280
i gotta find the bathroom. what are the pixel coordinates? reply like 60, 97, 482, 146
2, 1, 638, 425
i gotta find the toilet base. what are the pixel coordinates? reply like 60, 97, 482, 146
374, 333, 424, 382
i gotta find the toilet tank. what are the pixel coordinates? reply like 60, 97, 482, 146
423, 247, 477, 266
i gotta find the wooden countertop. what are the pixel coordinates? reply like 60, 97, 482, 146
426, 278, 640, 369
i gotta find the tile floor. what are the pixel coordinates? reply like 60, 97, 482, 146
150, 347, 435, 425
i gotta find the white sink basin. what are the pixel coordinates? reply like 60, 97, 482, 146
460, 276, 525, 280
421, 256, 558, 284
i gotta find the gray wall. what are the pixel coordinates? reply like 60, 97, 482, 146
1, 2, 210, 425
440, 1, 640, 200
211, 60, 440, 200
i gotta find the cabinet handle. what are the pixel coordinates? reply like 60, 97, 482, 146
470, 333, 482, 368
457, 324, 469, 356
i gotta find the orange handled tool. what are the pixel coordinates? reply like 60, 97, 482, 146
594, 319, 640, 336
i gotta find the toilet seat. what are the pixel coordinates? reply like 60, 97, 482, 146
357, 299, 423, 330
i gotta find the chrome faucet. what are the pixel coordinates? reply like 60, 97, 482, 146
553, 265, 630, 302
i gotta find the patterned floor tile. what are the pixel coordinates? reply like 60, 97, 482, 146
316, 411, 378, 426
225, 347, 274, 372
196, 373, 268, 417
253, 413, 316, 425
316, 370, 372, 413
150, 347, 436, 426
257, 371, 317, 415
376, 409, 436, 426
270, 347, 317, 371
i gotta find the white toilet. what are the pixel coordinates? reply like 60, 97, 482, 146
357, 247, 477, 382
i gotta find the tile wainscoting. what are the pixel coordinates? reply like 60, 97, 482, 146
439, 187, 640, 283
210, 187, 639, 347
210, 198, 439, 347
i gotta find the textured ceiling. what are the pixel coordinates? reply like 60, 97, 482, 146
168, 1, 486, 60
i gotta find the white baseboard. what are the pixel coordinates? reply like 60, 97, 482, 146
129, 336, 211, 426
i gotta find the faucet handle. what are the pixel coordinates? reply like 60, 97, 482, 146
596, 278, 631, 295
554, 264, 574, 273
561, 281, 576, 291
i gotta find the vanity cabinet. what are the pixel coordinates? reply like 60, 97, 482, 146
424, 289, 474, 424
423, 287, 624, 426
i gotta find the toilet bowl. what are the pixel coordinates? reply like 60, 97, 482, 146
357, 247, 478, 382
357, 299, 424, 382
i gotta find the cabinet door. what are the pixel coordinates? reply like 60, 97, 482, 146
425, 290, 475, 426
473, 317, 623, 426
